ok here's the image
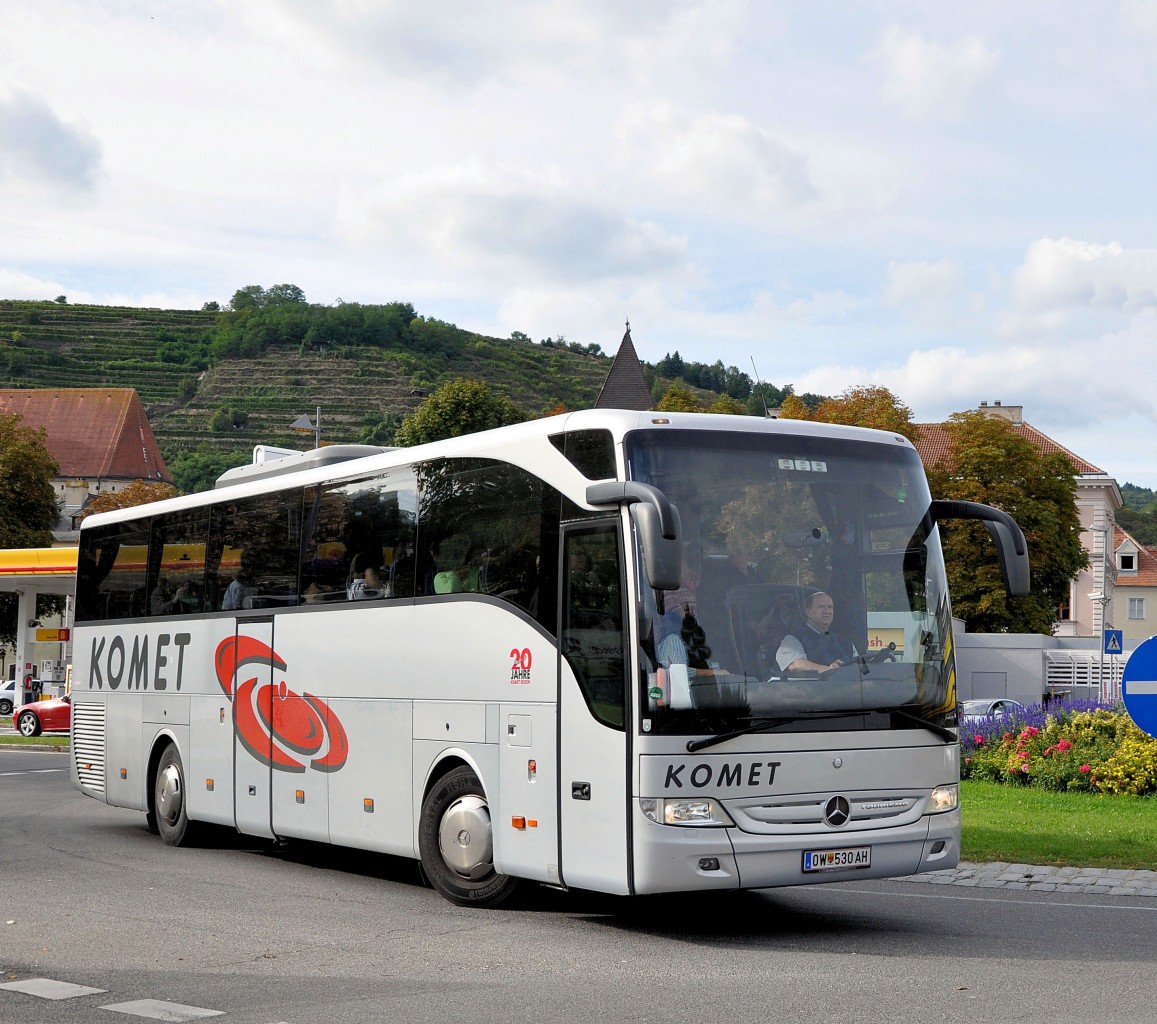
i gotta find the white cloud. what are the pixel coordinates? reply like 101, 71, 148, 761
618, 103, 817, 220
336, 165, 689, 284
875, 27, 998, 119
1010, 237, 1157, 313
0, 88, 101, 190
0, 268, 69, 301
884, 259, 972, 329
1122, 0, 1157, 39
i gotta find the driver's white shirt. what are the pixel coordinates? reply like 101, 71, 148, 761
775, 623, 858, 672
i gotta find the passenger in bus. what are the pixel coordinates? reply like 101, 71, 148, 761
221, 572, 245, 610
775, 591, 858, 673
150, 578, 174, 615
347, 554, 384, 600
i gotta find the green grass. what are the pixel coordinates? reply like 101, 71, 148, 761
0, 734, 69, 747
962, 780, 1157, 870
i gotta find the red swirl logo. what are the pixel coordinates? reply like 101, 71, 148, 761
214, 635, 349, 774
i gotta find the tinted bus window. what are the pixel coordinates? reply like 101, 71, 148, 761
148, 508, 211, 616
212, 489, 304, 610
76, 521, 151, 621
301, 467, 419, 603
418, 458, 553, 623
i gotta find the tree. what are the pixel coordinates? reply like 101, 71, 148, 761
707, 395, 748, 416
777, 395, 813, 421
0, 414, 59, 547
811, 385, 918, 441
924, 411, 1088, 634
79, 480, 180, 521
779, 385, 917, 441
167, 445, 251, 494
358, 413, 404, 447
394, 379, 526, 447
0, 414, 61, 645
655, 381, 702, 412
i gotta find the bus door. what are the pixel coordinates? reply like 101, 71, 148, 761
558, 522, 632, 894
231, 616, 276, 840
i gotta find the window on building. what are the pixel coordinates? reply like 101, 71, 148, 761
1128, 597, 1146, 621
1119, 552, 1136, 572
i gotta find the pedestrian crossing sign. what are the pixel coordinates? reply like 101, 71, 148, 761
1104, 629, 1123, 656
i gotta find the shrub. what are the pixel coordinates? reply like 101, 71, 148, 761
961, 700, 1157, 795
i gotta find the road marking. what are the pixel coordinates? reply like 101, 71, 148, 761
101, 999, 225, 1021
0, 977, 107, 999
808, 884, 1157, 912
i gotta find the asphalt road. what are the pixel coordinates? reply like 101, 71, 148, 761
4, 748, 1157, 1024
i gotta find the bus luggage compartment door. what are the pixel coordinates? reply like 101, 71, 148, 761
496, 704, 559, 884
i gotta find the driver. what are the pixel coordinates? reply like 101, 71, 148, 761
776, 591, 858, 673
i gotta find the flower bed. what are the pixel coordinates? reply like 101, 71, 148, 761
961, 699, 1157, 795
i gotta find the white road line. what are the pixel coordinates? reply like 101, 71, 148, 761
807, 884, 1157, 912
0, 977, 107, 999
101, 999, 225, 1021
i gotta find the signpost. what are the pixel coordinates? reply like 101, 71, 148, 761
1121, 636, 1157, 738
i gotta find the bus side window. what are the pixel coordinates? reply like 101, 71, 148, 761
210, 489, 304, 608
418, 458, 548, 617
76, 521, 151, 622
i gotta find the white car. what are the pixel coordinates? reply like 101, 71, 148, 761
961, 698, 1026, 725
0, 679, 14, 717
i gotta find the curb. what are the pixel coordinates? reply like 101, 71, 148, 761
905, 860, 1157, 897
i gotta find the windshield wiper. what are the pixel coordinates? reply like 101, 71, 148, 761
686, 707, 958, 752
686, 712, 856, 752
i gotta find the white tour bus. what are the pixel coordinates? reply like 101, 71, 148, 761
71, 409, 1028, 906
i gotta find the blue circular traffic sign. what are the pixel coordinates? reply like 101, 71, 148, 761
1121, 636, 1157, 738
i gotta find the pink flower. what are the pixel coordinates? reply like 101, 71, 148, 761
1017, 750, 1029, 759
1021, 726, 1040, 738
1057, 739, 1073, 752
1079, 764, 1091, 773
1020, 764, 1030, 773
974, 734, 985, 745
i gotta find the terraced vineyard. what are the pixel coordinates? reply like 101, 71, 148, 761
0, 299, 614, 466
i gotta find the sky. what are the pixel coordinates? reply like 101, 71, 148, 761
2, 2, 1156, 487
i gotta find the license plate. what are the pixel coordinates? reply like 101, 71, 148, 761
803, 846, 871, 872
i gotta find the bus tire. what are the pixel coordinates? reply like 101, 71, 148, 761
154, 743, 197, 847
418, 766, 517, 908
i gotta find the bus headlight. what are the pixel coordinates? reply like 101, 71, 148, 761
929, 784, 959, 813
640, 798, 735, 827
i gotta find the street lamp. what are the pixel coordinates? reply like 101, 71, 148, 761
290, 407, 321, 449
1089, 591, 1109, 701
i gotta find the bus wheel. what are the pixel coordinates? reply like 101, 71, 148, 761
154, 744, 196, 847
418, 766, 517, 908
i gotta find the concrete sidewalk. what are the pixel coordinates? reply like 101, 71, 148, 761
906, 861, 1157, 897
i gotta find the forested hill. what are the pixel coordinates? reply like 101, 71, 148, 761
0, 293, 770, 491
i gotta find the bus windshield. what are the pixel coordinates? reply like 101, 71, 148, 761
626, 428, 955, 737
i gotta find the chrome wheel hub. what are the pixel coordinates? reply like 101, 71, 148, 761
157, 764, 183, 824
438, 795, 493, 880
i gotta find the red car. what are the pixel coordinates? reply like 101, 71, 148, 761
14, 694, 71, 737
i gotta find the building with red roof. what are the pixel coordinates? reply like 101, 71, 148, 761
0, 388, 171, 535
913, 400, 1124, 641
